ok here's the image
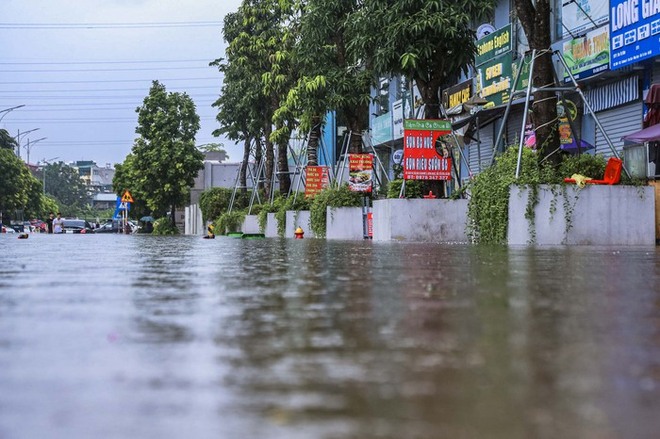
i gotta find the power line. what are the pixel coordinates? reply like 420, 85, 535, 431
0, 86, 219, 93
9, 116, 218, 122
1, 66, 214, 73
0, 77, 221, 85
0, 59, 214, 65
0, 94, 219, 99
3, 100, 218, 109
0, 21, 222, 29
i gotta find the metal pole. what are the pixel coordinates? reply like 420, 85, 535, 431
555, 50, 631, 178
492, 54, 529, 166
515, 50, 538, 179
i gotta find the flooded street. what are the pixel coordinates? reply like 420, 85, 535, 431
1, 234, 659, 438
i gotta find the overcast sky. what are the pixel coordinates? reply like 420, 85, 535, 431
0, 0, 242, 167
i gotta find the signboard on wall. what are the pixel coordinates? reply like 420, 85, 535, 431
512, 54, 531, 92
442, 79, 472, 109
371, 112, 392, 145
477, 52, 513, 106
305, 166, 329, 198
475, 24, 512, 66
610, 0, 660, 69
562, 0, 609, 38
563, 25, 610, 80
348, 154, 373, 193
403, 119, 452, 181
392, 99, 405, 140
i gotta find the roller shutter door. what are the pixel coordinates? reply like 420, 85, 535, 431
594, 101, 642, 158
505, 107, 526, 149
467, 124, 494, 175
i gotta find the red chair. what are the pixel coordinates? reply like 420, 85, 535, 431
564, 157, 623, 185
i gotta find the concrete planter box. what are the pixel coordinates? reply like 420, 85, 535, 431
372, 198, 469, 242
241, 215, 261, 234
508, 184, 656, 246
264, 212, 279, 238
285, 210, 315, 238
326, 207, 365, 240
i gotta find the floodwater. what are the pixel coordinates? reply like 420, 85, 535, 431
0, 234, 659, 439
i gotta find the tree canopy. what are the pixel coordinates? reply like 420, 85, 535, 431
349, 0, 496, 119
0, 129, 18, 151
115, 80, 204, 224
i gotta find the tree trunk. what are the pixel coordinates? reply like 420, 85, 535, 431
264, 124, 275, 199
307, 115, 321, 166
240, 136, 250, 197
170, 205, 176, 227
344, 104, 368, 153
254, 136, 262, 191
514, 0, 559, 164
277, 139, 290, 195
417, 77, 445, 196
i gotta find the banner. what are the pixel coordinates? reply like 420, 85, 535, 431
610, 0, 660, 69
305, 166, 329, 198
348, 154, 374, 193
403, 119, 452, 181
562, 0, 609, 38
562, 25, 610, 80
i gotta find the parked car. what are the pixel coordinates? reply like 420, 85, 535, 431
94, 220, 138, 234
61, 219, 95, 234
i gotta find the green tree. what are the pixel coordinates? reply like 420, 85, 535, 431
0, 148, 31, 221
280, 0, 374, 157
43, 161, 88, 209
350, 0, 496, 119
112, 153, 151, 220
214, 0, 291, 196
131, 80, 204, 225
212, 10, 267, 197
0, 129, 18, 151
514, 0, 559, 164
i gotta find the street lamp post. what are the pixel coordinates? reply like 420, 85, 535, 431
40, 157, 59, 194
25, 137, 47, 165
0, 105, 25, 123
13, 128, 40, 158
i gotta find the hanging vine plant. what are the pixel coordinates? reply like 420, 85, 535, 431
467, 146, 546, 244
309, 184, 363, 238
466, 146, 618, 244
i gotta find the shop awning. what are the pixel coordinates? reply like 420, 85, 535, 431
622, 124, 660, 143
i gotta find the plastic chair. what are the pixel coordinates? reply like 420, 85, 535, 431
564, 157, 623, 185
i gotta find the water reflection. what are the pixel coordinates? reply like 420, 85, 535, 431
0, 235, 658, 438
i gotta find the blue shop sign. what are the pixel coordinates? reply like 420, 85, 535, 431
610, 0, 660, 70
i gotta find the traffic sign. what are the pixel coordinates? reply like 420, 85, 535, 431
121, 191, 134, 203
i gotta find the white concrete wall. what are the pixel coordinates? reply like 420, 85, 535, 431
184, 203, 204, 235
265, 213, 279, 237
241, 215, 261, 234
372, 199, 469, 243
326, 207, 365, 240
508, 184, 656, 245
285, 210, 315, 238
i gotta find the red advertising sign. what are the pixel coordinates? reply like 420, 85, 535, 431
305, 166, 329, 198
348, 153, 373, 193
403, 119, 452, 181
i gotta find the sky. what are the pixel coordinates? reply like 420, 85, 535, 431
0, 0, 243, 167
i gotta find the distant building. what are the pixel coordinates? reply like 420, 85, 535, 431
73, 161, 115, 195
184, 151, 247, 235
